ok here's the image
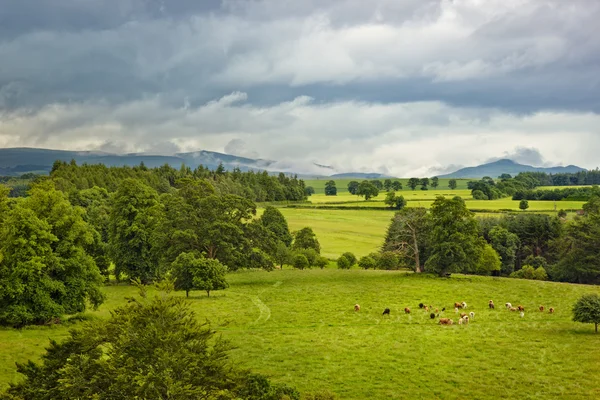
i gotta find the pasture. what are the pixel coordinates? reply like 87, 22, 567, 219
304, 178, 471, 194
1, 270, 599, 399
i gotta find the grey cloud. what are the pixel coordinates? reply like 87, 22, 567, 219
224, 138, 259, 159
496, 147, 546, 167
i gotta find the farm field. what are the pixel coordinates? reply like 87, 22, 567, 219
308, 189, 472, 203
304, 178, 471, 194
1, 270, 599, 399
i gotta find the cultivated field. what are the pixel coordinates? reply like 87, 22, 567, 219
2, 270, 599, 399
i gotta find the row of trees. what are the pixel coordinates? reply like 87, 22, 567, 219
513, 186, 600, 201
381, 195, 600, 284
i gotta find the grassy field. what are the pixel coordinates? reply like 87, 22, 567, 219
2, 270, 600, 399
304, 178, 471, 194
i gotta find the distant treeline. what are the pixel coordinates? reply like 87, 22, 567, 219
50, 160, 307, 202
520, 170, 600, 186
513, 186, 600, 201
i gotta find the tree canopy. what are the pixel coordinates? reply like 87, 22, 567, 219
572, 294, 600, 333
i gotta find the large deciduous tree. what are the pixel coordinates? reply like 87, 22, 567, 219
448, 179, 457, 190
324, 180, 337, 196
347, 181, 360, 195
407, 178, 420, 191
0, 181, 104, 327
431, 177, 439, 189
572, 294, 600, 333
292, 227, 321, 254
260, 206, 292, 246
488, 226, 520, 275
357, 181, 379, 200
382, 208, 431, 272
425, 197, 487, 276
108, 179, 163, 283
171, 252, 229, 297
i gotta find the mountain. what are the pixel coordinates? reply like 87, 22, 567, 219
438, 159, 586, 179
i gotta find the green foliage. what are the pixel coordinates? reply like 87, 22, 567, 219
510, 265, 548, 281
558, 209, 567, 218
377, 251, 400, 270
572, 294, 600, 333
261, 206, 293, 247
171, 252, 229, 297
488, 226, 520, 275
519, 200, 529, 211
292, 227, 321, 254
431, 177, 439, 189
383, 179, 392, 191
358, 256, 376, 269
299, 248, 319, 267
0, 181, 104, 327
384, 192, 406, 210
315, 256, 329, 269
4, 292, 297, 399
420, 178, 429, 190
448, 179, 457, 190
357, 181, 379, 200
292, 254, 309, 270
382, 207, 430, 272
340, 252, 357, 266
425, 196, 486, 276
407, 178, 420, 191
337, 256, 351, 269
347, 181, 359, 195
108, 178, 163, 283
324, 181, 337, 196
472, 190, 488, 200
274, 242, 292, 269
303, 390, 338, 400
391, 181, 402, 191
473, 244, 502, 275
305, 186, 315, 196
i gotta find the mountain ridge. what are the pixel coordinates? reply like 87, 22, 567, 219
438, 159, 586, 179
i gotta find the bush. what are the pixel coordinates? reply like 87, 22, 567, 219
340, 252, 357, 266
337, 256, 351, 269
572, 294, 600, 333
300, 248, 319, 267
472, 190, 488, 200
303, 390, 338, 400
315, 256, 329, 269
510, 265, 548, 281
358, 256, 376, 270
292, 254, 309, 270
533, 266, 549, 281
377, 251, 400, 270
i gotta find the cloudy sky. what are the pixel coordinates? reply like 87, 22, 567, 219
1, 0, 599, 176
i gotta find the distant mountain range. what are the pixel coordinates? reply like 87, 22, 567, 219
0, 147, 389, 178
438, 159, 586, 179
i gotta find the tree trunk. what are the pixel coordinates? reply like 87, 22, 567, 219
412, 229, 421, 273
596, 322, 598, 333
207, 290, 210, 297
186, 290, 189, 298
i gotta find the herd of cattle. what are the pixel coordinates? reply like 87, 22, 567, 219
353, 300, 555, 325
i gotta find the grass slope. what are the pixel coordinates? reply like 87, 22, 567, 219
2, 271, 599, 399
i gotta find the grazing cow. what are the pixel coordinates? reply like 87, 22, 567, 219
520, 311, 525, 318
489, 300, 495, 309
517, 305, 525, 312
505, 302, 512, 309
439, 318, 454, 325
509, 307, 517, 312
383, 308, 391, 316
549, 307, 555, 314
454, 302, 462, 309
441, 307, 446, 312
435, 308, 439, 313
454, 307, 459, 313
458, 318, 463, 325
419, 303, 424, 309
404, 307, 411, 314
539, 306, 545, 312
462, 316, 469, 324
469, 312, 475, 319
425, 306, 430, 312
430, 313, 436, 319
460, 313, 467, 319
354, 304, 360, 312
462, 301, 467, 309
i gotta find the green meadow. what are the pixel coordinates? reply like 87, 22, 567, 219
303, 178, 471, 194
2, 271, 599, 399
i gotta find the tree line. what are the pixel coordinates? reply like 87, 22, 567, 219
381, 195, 600, 284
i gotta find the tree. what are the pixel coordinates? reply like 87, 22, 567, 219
305, 186, 315, 196
448, 179, 457, 190
109, 179, 163, 283
382, 208, 431, 272
357, 181, 379, 200
499, 173, 512, 180
347, 181, 360, 195
292, 227, 321, 254
472, 190, 488, 200
572, 294, 600, 333
473, 244, 502, 275
431, 177, 439, 189
324, 180, 337, 196
261, 206, 293, 246
372, 180, 383, 190
391, 181, 402, 191
315, 256, 329, 269
488, 226, 520, 275
292, 254, 309, 270
408, 178, 420, 191
340, 252, 357, 266
420, 178, 430, 190
358, 256, 376, 269
337, 256, 351, 269
424, 197, 487, 276
0, 181, 105, 327
274, 242, 291, 269
171, 252, 228, 297
519, 200, 529, 211
384, 179, 392, 191
4, 290, 299, 399
377, 251, 400, 270
558, 209, 567, 218
384, 192, 406, 210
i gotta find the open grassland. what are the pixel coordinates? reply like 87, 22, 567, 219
1, 270, 599, 399
309, 189, 472, 203
304, 178, 471, 194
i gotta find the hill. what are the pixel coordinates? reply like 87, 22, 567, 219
439, 159, 585, 179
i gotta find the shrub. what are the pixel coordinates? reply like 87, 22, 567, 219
533, 266, 549, 281
572, 294, 600, 333
300, 248, 319, 267
340, 252, 357, 266
315, 256, 329, 269
377, 251, 400, 270
337, 256, 351, 269
472, 190, 488, 200
292, 254, 309, 270
358, 256, 376, 270
510, 265, 548, 281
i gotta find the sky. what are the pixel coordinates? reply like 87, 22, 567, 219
1, 0, 599, 176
